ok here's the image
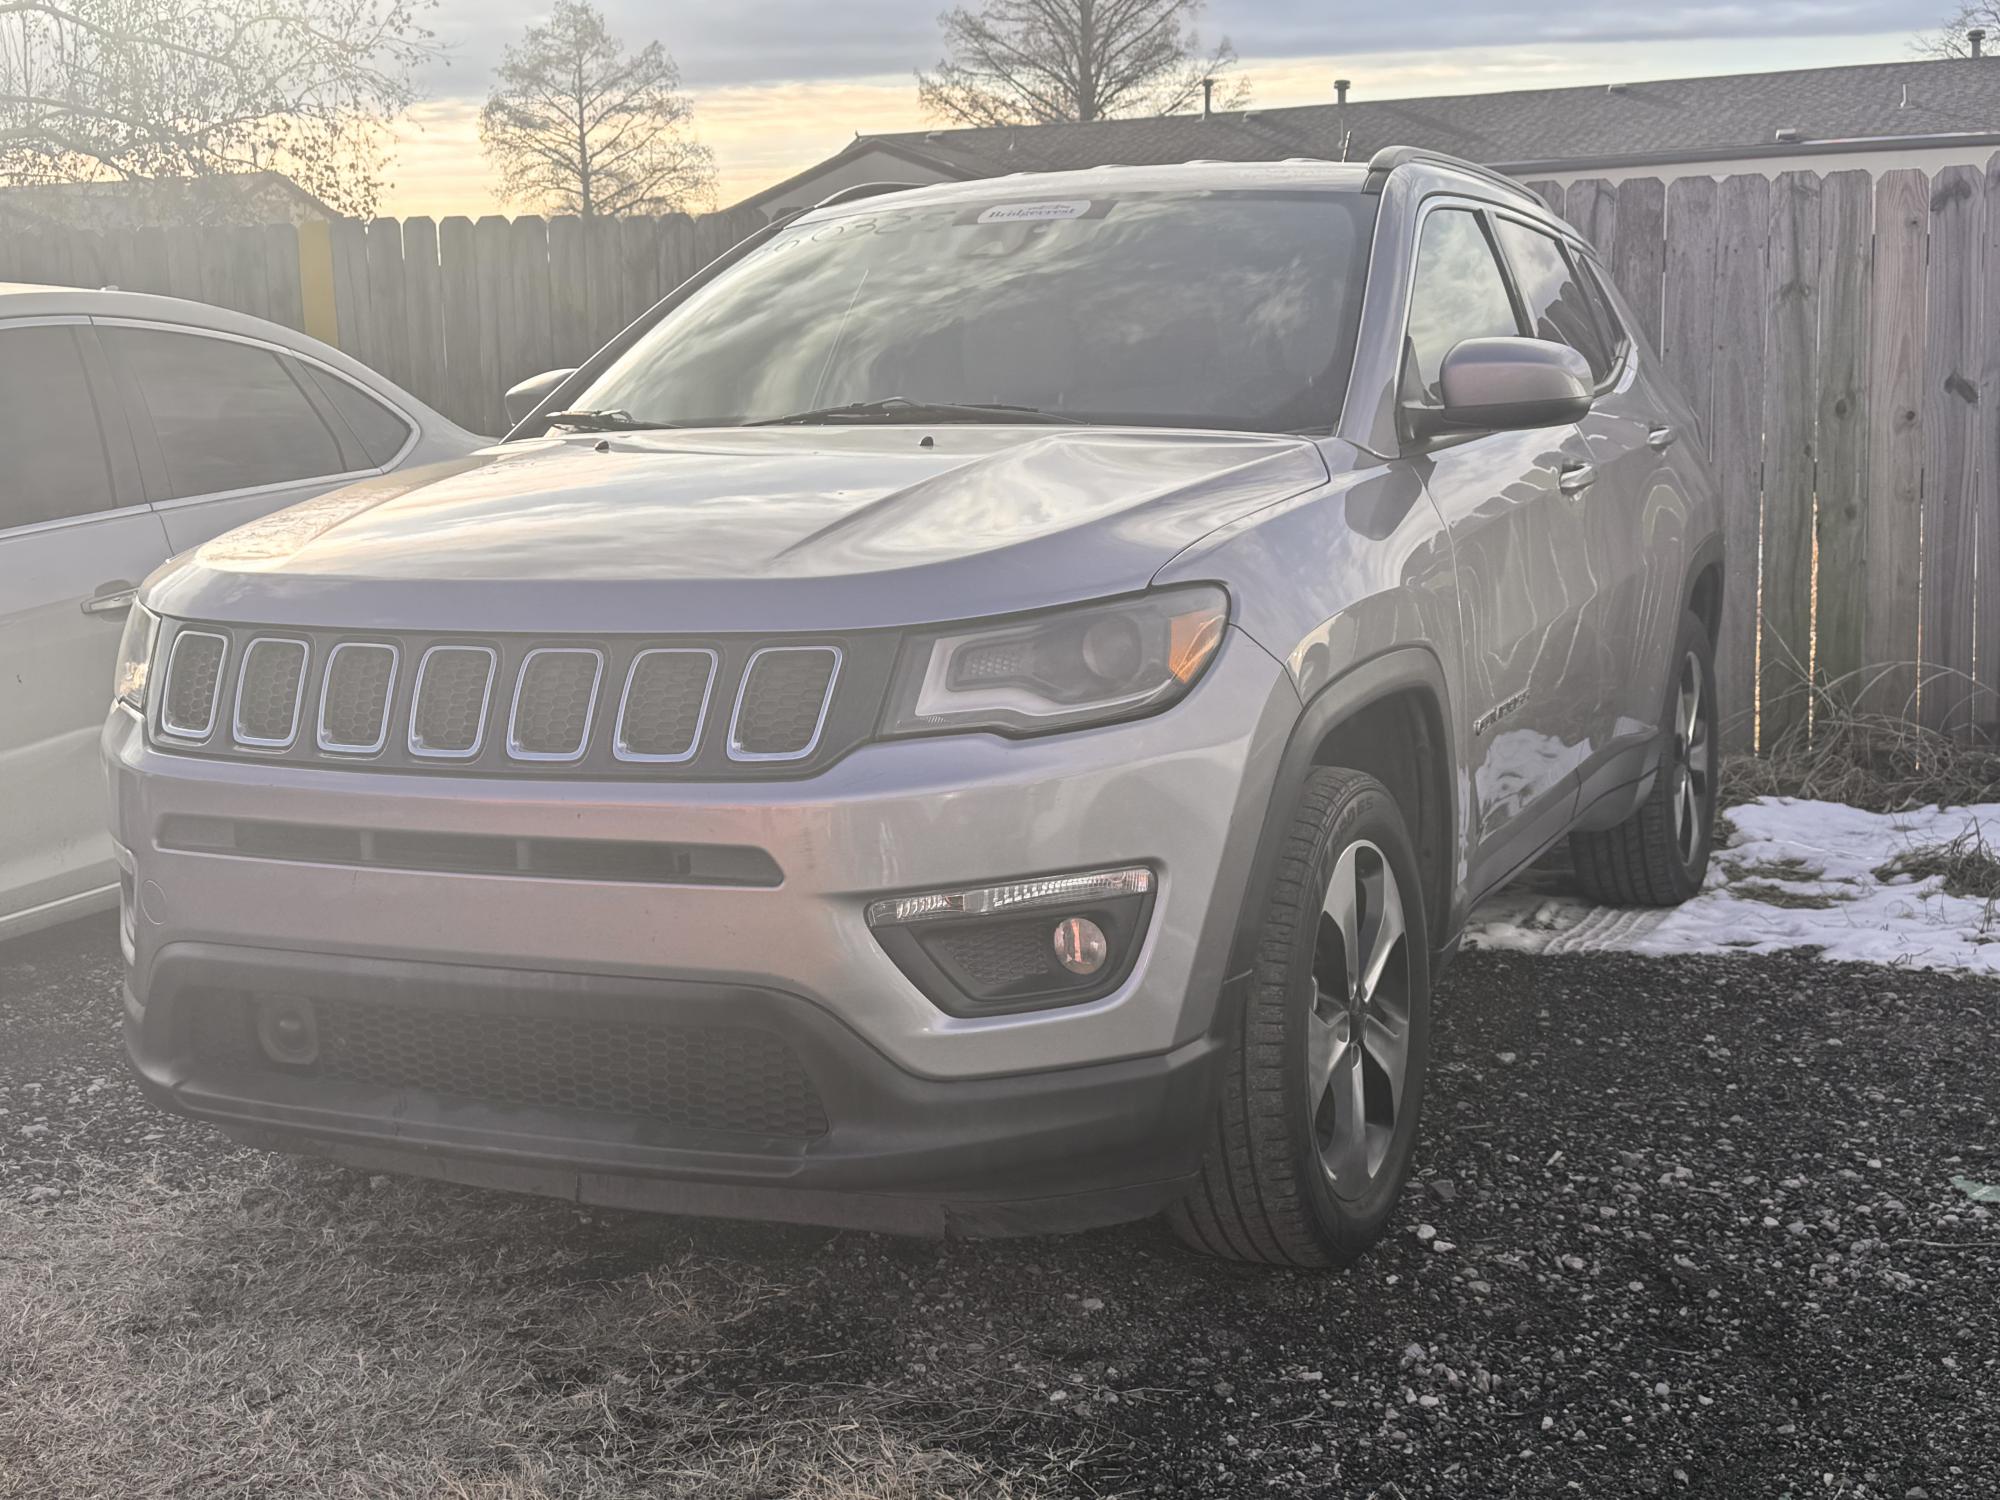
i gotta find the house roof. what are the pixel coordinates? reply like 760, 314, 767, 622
738, 56, 2000, 208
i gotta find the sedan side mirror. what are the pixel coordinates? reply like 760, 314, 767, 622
504, 368, 577, 427
1409, 337, 1593, 440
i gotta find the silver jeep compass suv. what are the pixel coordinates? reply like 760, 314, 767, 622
106, 151, 1723, 1265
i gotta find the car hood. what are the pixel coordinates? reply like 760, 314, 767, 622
145, 426, 1329, 633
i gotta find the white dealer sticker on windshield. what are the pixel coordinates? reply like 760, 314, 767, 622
976, 200, 1092, 224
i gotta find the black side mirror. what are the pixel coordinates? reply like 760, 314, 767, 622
1408, 337, 1593, 440
504, 368, 577, 427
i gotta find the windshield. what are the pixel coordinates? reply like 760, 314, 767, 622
569, 189, 1378, 434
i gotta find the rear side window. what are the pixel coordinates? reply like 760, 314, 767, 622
1402, 209, 1522, 405
104, 327, 347, 500
1492, 219, 1614, 381
0, 324, 115, 529
1576, 258, 1629, 365
305, 365, 414, 466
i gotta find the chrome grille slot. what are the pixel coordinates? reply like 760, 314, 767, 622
409, 645, 497, 758
160, 630, 227, 740
508, 647, 603, 761
317, 643, 399, 754
729, 646, 841, 761
615, 648, 716, 762
232, 638, 308, 748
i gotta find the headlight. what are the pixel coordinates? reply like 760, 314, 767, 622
113, 604, 159, 712
882, 586, 1228, 737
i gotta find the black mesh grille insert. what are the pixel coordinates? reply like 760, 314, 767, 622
411, 647, 494, 755
617, 650, 713, 759
234, 639, 307, 745
732, 648, 838, 757
320, 644, 396, 750
511, 650, 600, 757
927, 920, 1065, 990
189, 993, 828, 1138
162, 632, 225, 736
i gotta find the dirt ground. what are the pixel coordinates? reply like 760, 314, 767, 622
3, 915, 1995, 1498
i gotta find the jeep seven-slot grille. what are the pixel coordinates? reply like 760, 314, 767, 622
152, 623, 872, 779
187, 993, 829, 1138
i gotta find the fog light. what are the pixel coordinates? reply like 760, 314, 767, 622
1052, 916, 1108, 975
257, 996, 320, 1066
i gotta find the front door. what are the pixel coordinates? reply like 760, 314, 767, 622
0, 320, 168, 932
1398, 205, 1601, 893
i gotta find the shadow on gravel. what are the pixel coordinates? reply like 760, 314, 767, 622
2, 920, 1995, 1499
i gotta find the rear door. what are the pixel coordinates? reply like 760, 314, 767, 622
97, 321, 404, 553
0, 318, 167, 932
1399, 203, 1601, 892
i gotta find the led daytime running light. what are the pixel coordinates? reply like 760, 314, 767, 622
866, 866, 1153, 928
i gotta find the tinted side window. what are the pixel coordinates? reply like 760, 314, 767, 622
1403, 209, 1522, 405
1493, 219, 1614, 381
105, 328, 345, 500
0, 325, 115, 529
305, 364, 414, 466
1576, 257, 1629, 365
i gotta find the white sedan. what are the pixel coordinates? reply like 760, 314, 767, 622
0, 284, 484, 941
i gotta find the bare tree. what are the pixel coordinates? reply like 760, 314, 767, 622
917, 0, 1245, 127
480, 0, 713, 219
1918, 3, 2000, 54
0, 0, 435, 218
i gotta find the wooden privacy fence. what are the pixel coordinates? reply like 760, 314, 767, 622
0, 206, 767, 439
1525, 160, 1999, 750
3, 167, 1998, 750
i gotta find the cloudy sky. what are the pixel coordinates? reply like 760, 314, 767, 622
380, 0, 1941, 216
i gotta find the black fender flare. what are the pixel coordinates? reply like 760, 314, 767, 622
1218, 644, 1458, 1015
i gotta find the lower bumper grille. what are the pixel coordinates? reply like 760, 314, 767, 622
188, 993, 829, 1139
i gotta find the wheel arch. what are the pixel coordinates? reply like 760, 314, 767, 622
1225, 647, 1459, 990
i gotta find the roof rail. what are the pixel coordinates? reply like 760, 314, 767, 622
810, 180, 923, 210
1362, 146, 1540, 205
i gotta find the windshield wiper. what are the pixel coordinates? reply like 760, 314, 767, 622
542, 408, 675, 432
750, 397, 1088, 427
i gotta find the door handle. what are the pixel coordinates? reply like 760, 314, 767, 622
81, 585, 138, 618
1647, 424, 1677, 451
1558, 461, 1596, 495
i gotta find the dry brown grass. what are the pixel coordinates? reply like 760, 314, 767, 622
0, 1155, 1043, 1500
1723, 667, 2000, 814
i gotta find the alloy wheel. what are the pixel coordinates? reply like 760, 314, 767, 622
1671, 650, 1713, 868
1305, 841, 1412, 1201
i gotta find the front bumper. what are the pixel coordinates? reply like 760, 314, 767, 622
109, 629, 1297, 1228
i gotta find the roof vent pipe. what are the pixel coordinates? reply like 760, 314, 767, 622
1202, 77, 1214, 119
1971, 28, 1987, 57
1335, 78, 1351, 105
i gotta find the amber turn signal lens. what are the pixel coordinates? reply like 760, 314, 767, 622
1168, 603, 1226, 683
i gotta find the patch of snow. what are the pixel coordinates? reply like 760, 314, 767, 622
1465, 797, 2000, 975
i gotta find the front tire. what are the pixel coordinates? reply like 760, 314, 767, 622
1170, 768, 1431, 1267
1569, 609, 1719, 906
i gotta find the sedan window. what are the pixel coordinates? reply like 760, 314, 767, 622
0, 325, 114, 530
104, 327, 347, 500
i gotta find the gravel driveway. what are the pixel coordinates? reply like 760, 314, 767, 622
2, 916, 1995, 1499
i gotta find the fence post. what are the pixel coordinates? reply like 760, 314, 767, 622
1813, 172, 1873, 701
1760, 171, 1822, 748
1711, 174, 1770, 751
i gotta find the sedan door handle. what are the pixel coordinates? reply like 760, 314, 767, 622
1647, 424, 1677, 451
1558, 461, 1596, 495
81, 585, 138, 617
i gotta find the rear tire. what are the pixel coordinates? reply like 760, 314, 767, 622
1569, 609, 1719, 907
1170, 767, 1431, 1267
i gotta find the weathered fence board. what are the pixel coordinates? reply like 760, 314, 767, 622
365, 218, 410, 391
1862, 171, 1930, 721
401, 217, 444, 411
437, 216, 483, 434
1980, 154, 2000, 733
1760, 172, 1821, 746
1660, 176, 1719, 456
1920, 165, 1985, 734
1611, 176, 1667, 349
1710, 173, 1770, 750
1813, 172, 1873, 697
